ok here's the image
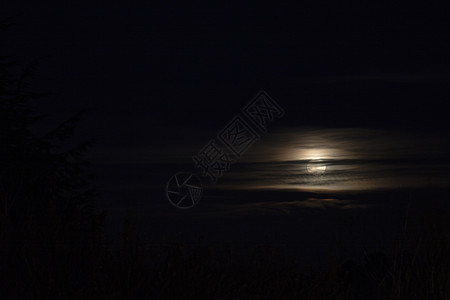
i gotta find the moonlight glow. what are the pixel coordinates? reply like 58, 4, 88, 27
307, 158, 327, 174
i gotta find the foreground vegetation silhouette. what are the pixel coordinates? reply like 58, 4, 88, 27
1, 30, 449, 299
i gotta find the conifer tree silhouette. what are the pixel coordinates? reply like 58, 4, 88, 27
0, 24, 106, 298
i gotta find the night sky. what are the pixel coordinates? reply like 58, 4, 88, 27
3, 0, 450, 277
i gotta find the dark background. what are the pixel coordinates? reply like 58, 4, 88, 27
3, 2, 450, 136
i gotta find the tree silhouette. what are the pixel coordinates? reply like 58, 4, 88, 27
0, 28, 106, 298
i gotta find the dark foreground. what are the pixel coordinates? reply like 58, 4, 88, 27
2, 188, 449, 299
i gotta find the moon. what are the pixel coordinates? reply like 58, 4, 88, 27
307, 158, 327, 174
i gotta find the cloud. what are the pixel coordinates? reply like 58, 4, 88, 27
213, 127, 450, 192
92, 126, 450, 194
148, 197, 373, 218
